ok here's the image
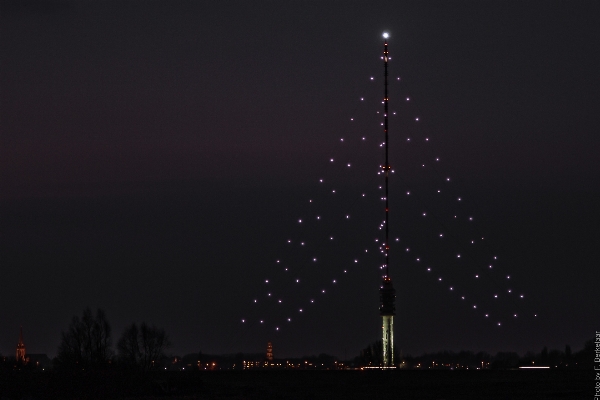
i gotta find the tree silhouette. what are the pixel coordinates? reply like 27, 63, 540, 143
357, 340, 383, 366
56, 307, 112, 369
117, 322, 170, 371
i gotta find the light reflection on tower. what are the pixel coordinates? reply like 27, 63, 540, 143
379, 32, 396, 368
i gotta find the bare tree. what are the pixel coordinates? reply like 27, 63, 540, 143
57, 307, 112, 369
117, 322, 170, 371
117, 323, 140, 367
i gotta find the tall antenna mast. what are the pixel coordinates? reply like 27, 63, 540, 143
383, 33, 390, 278
379, 32, 396, 368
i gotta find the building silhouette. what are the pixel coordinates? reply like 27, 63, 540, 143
16, 327, 26, 363
266, 342, 273, 361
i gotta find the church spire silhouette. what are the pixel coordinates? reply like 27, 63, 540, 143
16, 326, 26, 363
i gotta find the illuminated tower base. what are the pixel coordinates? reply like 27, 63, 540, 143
382, 315, 394, 366
380, 277, 396, 367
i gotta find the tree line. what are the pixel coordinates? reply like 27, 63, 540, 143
55, 307, 170, 371
356, 339, 596, 369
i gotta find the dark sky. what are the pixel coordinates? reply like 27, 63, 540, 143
1, 0, 599, 359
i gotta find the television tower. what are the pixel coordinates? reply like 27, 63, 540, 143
379, 32, 396, 368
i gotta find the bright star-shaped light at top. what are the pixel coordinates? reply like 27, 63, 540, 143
382, 32, 389, 39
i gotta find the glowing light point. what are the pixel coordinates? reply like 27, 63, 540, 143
461, 296, 465, 300
265, 279, 269, 283
299, 309, 303, 312
382, 32, 389, 39
260, 320, 264, 324
415, 117, 419, 121
241, 319, 245, 323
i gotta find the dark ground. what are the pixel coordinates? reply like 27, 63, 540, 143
0, 369, 593, 399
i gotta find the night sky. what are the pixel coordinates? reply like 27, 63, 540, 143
1, 0, 599, 360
